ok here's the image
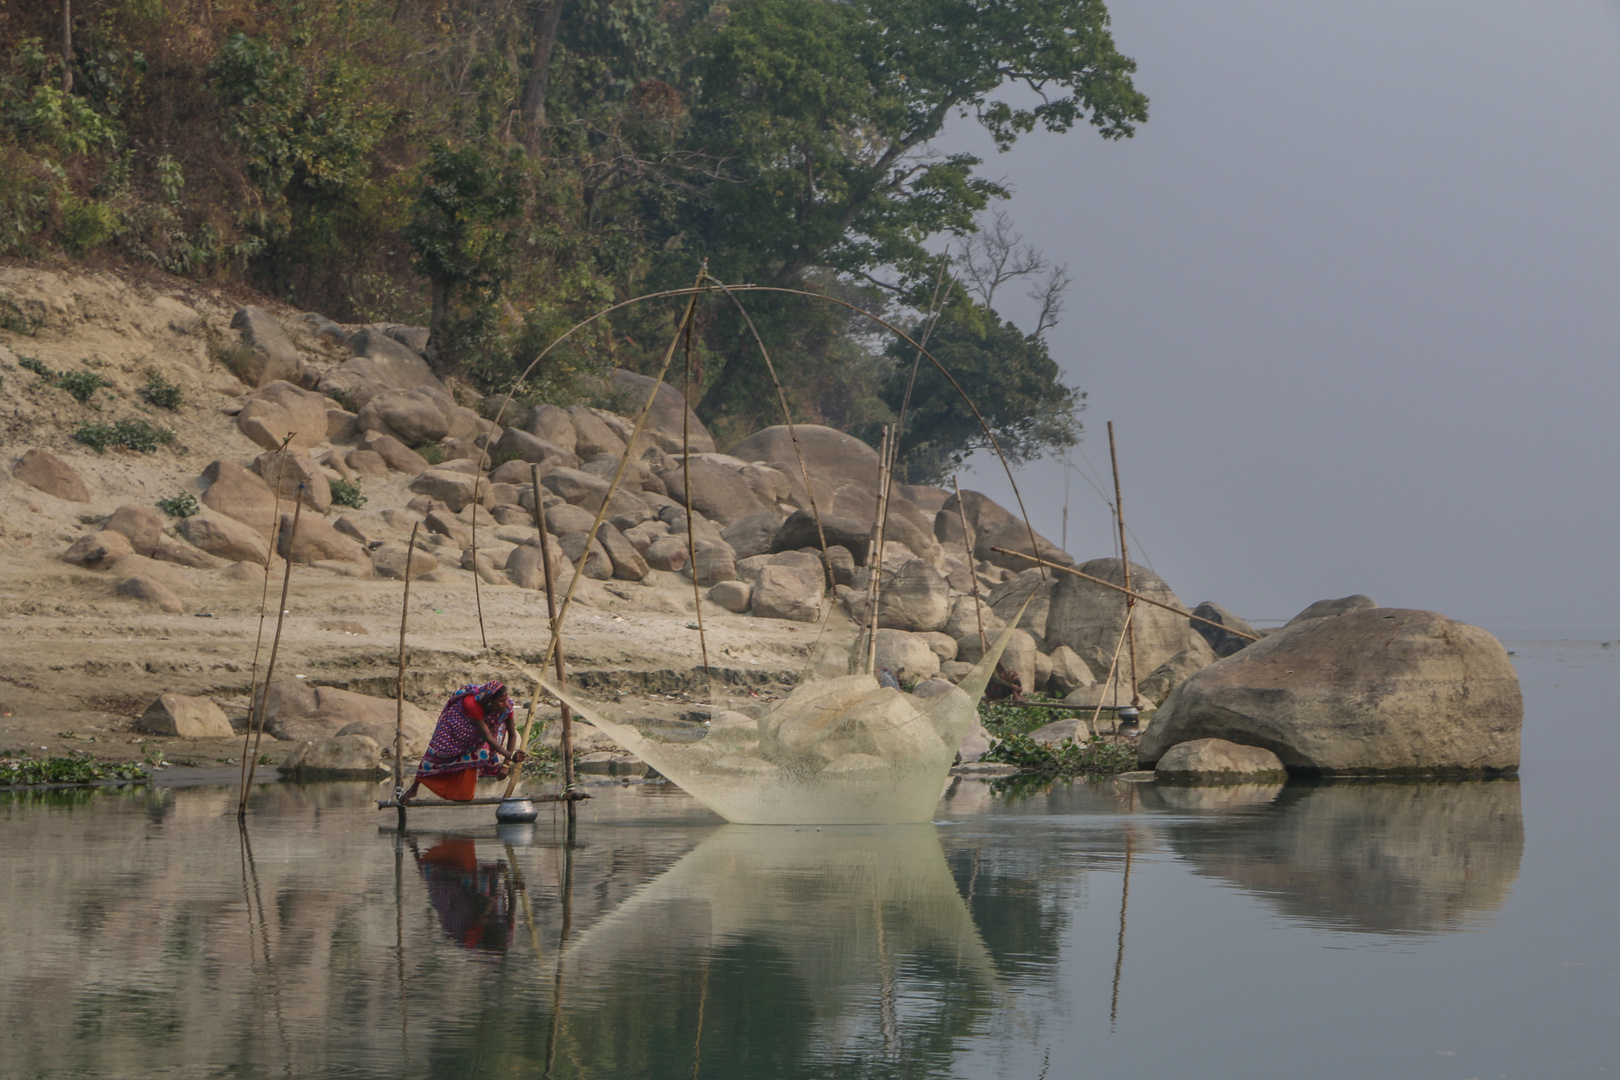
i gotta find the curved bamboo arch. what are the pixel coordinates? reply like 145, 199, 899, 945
475, 277, 1053, 668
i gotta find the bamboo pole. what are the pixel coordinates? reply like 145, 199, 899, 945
393, 522, 419, 831
680, 312, 711, 684
238, 490, 305, 817
864, 426, 894, 674
377, 791, 591, 810
470, 477, 488, 650
524, 463, 576, 809
951, 475, 987, 653
988, 549, 1260, 640
1088, 606, 1136, 736
1107, 422, 1141, 708
236, 434, 293, 803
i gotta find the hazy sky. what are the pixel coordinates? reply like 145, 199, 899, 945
942, 0, 1620, 633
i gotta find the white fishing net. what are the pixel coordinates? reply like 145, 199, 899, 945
544, 602, 1029, 824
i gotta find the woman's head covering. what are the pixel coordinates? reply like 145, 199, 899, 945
473, 680, 508, 707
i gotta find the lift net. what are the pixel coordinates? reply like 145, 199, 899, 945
543, 600, 1030, 825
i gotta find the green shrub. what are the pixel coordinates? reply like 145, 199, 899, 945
980, 732, 1137, 777
330, 478, 366, 508
0, 299, 44, 336
326, 386, 359, 414
17, 356, 52, 377
418, 442, 445, 465
139, 371, 183, 410
157, 492, 199, 518
0, 754, 147, 787
75, 418, 175, 453
55, 368, 110, 403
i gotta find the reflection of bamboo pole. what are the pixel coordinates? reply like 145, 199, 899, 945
1110, 828, 1134, 1030
393, 833, 410, 1071
1107, 422, 1141, 708
990, 550, 1260, 641
239, 490, 304, 817
690, 954, 710, 1080
504, 842, 544, 961
952, 475, 988, 653
394, 523, 419, 831
544, 839, 576, 1080
527, 466, 575, 812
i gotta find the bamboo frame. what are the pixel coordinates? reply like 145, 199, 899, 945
236, 434, 293, 814
393, 522, 419, 830
1107, 422, 1141, 707
238, 490, 305, 811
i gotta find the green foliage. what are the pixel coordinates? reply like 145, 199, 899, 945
157, 491, 199, 518
75, 418, 175, 453
978, 697, 1072, 739
139, 371, 183, 410
0, 299, 43, 336
17, 356, 52, 377
55, 368, 111, 403
883, 301, 1082, 483
981, 732, 1136, 776
325, 386, 359, 414
329, 478, 367, 508
0, 753, 148, 787
417, 442, 446, 465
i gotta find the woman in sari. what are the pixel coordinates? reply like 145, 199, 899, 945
399, 680, 526, 803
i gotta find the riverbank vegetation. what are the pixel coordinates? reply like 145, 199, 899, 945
0, 750, 148, 787
0, 0, 1144, 478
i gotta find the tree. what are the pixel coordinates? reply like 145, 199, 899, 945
881, 298, 1082, 484
685, 0, 1143, 416
403, 143, 525, 348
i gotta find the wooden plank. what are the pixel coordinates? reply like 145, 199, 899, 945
375, 790, 592, 810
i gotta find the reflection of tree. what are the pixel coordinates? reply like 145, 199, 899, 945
1151, 780, 1524, 935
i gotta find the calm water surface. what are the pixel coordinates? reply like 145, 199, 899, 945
2, 638, 1616, 1079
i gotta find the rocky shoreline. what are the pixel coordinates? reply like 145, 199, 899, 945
0, 266, 1522, 785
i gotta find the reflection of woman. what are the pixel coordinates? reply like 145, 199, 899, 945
400, 681, 526, 804
412, 838, 513, 952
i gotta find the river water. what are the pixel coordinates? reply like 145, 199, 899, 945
2, 637, 1615, 1079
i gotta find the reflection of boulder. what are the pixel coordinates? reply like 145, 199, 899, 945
561, 825, 998, 1007
1151, 780, 1523, 935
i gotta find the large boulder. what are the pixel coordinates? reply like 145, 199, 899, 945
356, 388, 452, 446
410, 467, 491, 514
116, 575, 184, 613
346, 326, 442, 390
12, 448, 90, 503
277, 735, 387, 779
729, 424, 879, 491
1192, 601, 1259, 658
62, 530, 133, 568
138, 694, 233, 738
252, 448, 332, 512
1155, 738, 1286, 782
105, 504, 166, 556
770, 509, 871, 564
873, 628, 942, 682
277, 513, 369, 566
491, 427, 579, 470
1288, 594, 1378, 626
722, 512, 786, 561
934, 489, 1017, 550
974, 519, 1073, 572
257, 680, 430, 748
180, 510, 273, 564
201, 460, 278, 531
683, 541, 737, 586
1046, 645, 1095, 696
1139, 609, 1523, 775
566, 406, 626, 459
523, 404, 577, 453
1137, 635, 1218, 706
987, 568, 1055, 639
598, 522, 650, 581
874, 559, 950, 633
229, 306, 304, 388
751, 563, 824, 622
357, 431, 430, 474
659, 458, 770, 526
237, 380, 330, 450
610, 369, 716, 453
1045, 558, 1193, 679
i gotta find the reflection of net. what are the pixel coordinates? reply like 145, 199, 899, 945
545, 603, 1029, 824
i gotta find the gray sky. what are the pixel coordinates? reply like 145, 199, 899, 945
944, 0, 1620, 634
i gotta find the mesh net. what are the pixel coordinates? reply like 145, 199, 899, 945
544, 599, 1030, 824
